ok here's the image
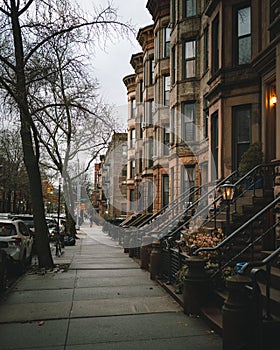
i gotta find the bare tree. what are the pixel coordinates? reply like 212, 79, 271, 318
0, 128, 32, 213
0, 0, 133, 268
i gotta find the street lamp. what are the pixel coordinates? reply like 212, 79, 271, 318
220, 181, 235, 236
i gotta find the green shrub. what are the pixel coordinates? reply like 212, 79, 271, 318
238, 142, 263, 177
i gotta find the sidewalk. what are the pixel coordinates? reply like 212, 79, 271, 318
0, 223, 222, 349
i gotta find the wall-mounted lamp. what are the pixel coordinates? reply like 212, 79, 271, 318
270, 85, 277, 107
270, 94, 277, 106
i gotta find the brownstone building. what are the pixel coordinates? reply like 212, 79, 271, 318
122, 0, 280, 225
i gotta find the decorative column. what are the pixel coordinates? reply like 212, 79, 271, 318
149, 240, 161, 280
222, 274, 261, 350
183, 256, 210, 315
140, 235, 153, 270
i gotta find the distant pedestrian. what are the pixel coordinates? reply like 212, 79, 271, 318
89, 215, 93, 227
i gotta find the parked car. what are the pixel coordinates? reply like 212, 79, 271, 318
0, 219, 33, 273
11, 214, 35, 234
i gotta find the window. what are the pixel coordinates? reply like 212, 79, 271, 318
211, 112, 218, 180
170, 167, 175, 202
148, 138, 154, 168
139, 151, 143, 173
184, 0, 196, 17
147, 181, 154, 213
122, 144, 127, 156
204, 25, 209, 71
163, 124, 170, 155
171, 46, 176, 84
130, 160, 135, 178
139, 80, 144, 102
163, 26, 170, 58
130, 189, 136, 211
171, 0, 176, 24
131, 98, 136, 118
121, 164, 127, 177
203, 97, 209, 139
200, 162, 208, 185
170, 107, 176, 144
149, 56, 154, 85
145, 99, 154, 125
212, 14, 219, 74
183, 40, 196, 78
181, 165, 195, 194
162, 174, 169, 208
236, 6, 251, 65
182, 102, 196, 142
163, 75, 170, 106
232, 105, 251, 170
130, 128, 136, 148
155, 32, 159, 61
139, 115, 144, 138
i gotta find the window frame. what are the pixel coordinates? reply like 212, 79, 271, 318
163, 75, 170, 106
163, 26, 171, 58
182, 102, 196, 142
183, 40, 196, 79
234, 4, 252, 66
212, 14, 220, 74
184, 0, 197, 18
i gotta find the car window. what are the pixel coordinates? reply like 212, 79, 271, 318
18, 222, 30, 236
0, 223, 17, 236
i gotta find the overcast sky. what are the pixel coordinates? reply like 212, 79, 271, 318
75, 0, 152, 128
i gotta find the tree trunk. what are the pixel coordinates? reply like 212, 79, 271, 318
11, 1, 53, 268
65, 207, 77, 243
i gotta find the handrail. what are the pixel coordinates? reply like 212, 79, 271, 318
240, 246, 280, 273
232, 161, 280, 207
161, 171, 239, 240
139, 184, 205, 235
137, 185, 200, 230
239, 245, 280, 320
193, 196, 280, 256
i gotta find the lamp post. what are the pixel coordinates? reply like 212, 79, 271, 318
220, 181, 235, 236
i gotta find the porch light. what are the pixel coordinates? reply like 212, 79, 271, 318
270, 94, 277, 106
270, 85, 277, 107
220, 181, 236, 236
220, 181, 235, 201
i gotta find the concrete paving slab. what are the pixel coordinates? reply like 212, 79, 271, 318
13, 277, 76, 291
66, 313, 220, 346
75, 268, 149, 279
69, 263, 139, 270
0, 319, 68, 350
24, 270, 77, 281
4, 288, 73, 304
0, 301, 72, 323
70, 296, 181, 318
65, 336, 221, 350
73, 284, 165, 301
75, 276, 154, 288
71, 257, 133, 264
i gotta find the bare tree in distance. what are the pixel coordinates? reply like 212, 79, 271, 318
0, 0, 134, 268
33, 34, 120, 239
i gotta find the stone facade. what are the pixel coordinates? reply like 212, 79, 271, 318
121, 0, 280, 219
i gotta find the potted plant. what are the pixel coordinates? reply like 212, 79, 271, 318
238, 142, 264, 189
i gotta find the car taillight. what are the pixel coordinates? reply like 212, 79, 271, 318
11, 235, 22, 246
